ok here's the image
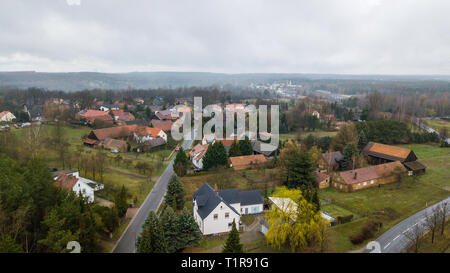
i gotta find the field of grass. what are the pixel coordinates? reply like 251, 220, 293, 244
423, 118, 450, 132
321, 203, 359, 219
280, 130, 337, 142
320, 143, 450, 252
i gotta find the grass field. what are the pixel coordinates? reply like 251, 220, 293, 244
320, 143, 450, 252
423, 118, 450, 132
406, 219, 449, 253
280, 130, 337, 142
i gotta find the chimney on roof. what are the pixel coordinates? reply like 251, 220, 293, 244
354, 172, 357, 179
214, 184, 218, 191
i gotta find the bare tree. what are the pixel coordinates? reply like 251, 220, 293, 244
438, 202, 448, 236
424, 207, 440, 244
404, 224, 425, 253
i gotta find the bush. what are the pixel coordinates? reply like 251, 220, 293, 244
337, 214, 353, 224
349, 219, 383, 245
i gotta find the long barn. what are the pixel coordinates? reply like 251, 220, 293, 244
362, 142, 417, 164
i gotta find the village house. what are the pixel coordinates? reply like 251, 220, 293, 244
53, 171, 104, 203
77, 109, 113, 125
332, 161, 407, 192
133, 126, 167, 143
192, 183, 263, 235
319, 151, 343, 172
0, 111, 16, 122
151, 120, 173, 134
304, 109, 320, 119
314, 171, 331, 189
229, 154, 267, 171
252, 141, 278, 157
117, 112, 136, 125
189, 143, 209, 169
102, 138, 128, 153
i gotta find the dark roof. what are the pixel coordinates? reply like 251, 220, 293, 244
239, 190, 264, 206
403, 161, 426, 171
218, 189, 240, 204
322, 151, 343, 167
193, 183, 239, 220
252, 141, 278, 156
146, 138, 166, 148
192, 183, 263, 220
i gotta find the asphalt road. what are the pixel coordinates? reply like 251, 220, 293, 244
112, 132, 194, 253
364, 197, 450, 253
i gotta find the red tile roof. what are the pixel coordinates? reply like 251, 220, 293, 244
80, 110, 110, 119
54, 173, 78, 190
339, 161, 406, 185
152, 121, 173, 132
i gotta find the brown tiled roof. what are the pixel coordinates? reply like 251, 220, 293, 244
152, 121, 173, 132
87, 114, 113, 124
215, 138, 238, 147
134, 126, 162, 138
230, 154, 267, 170
339, 161, 406, 185
112, 109, 124, 116
363, 142, 412, 161
54, 173, 78, 190
190, 143, 208, 158
103, 138, 127, 151
118, 112, 135, 121
80, 110, 110, 119
314, 171, 330, 182
90, 125, 137, 141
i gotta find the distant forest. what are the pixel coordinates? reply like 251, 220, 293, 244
1, 71, 450, 94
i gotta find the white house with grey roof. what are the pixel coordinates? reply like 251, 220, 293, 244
192, 183, 264, 235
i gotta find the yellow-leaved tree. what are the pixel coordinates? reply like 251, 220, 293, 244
265, 187, 328, 252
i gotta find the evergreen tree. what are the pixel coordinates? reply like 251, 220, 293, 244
287, 151, 315, 190
358, 130, 368, 150
239, 136, 253, 155
311, 190, 320, 212
165, 175, 185, 210
228, 140, 241, 157
222, 219, 243, 253
215, 142, 228, 166
341, 143, 358, 171
176, 208, 202, 250
115, 185, 128, 217
0, 235, 23, 253
137, 211, 168, 253
160, 207, 180, 253
174, 147, 189, 177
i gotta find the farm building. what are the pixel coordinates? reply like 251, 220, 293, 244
362, 142, 417, 164
314, 171, 331, 189
332, 161, 407, 192
319, 151, 343, 172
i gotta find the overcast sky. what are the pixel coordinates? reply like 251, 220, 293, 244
0, 0, 449, 74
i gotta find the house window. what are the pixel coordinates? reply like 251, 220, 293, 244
213, 214, 218, 220
358, 183, 361, 187
334, 183, 337, 187
370, 180, 374, 185
337, 177, 341, 181
228, 222, 233, 228
225, 212, 230, 219
339, 184, 342, 189
363, 182, 367, 186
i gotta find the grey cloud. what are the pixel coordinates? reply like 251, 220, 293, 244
0, 0, 449, 74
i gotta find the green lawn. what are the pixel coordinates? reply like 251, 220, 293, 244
280, 130, 337, 142
320, 143, 450, 252
423, 118, 450, 132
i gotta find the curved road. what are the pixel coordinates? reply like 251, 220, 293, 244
364, 197, 449, 253
112, 132, 194, 253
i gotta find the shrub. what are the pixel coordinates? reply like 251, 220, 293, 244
349, 219, 383, 245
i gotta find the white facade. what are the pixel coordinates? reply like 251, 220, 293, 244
55, 171, 103, 204
133, 130, 167, 143
99, 106, 110, 112
193, 200, 240, 235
